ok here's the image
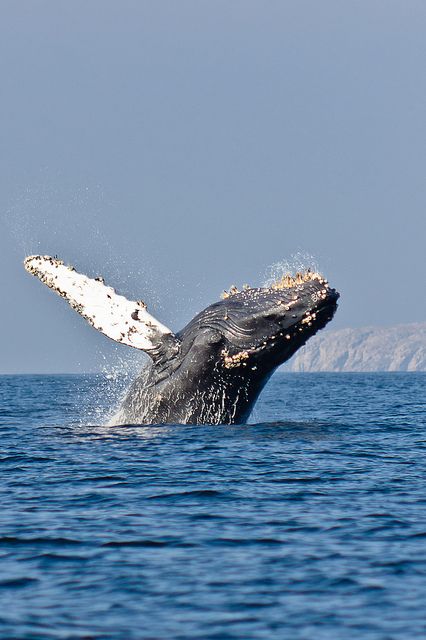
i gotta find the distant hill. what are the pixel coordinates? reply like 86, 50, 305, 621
284, 323, 426, 372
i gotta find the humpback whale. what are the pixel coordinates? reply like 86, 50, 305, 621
24, 256, 339, 425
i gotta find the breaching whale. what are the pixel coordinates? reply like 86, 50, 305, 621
24, 256, 339, 425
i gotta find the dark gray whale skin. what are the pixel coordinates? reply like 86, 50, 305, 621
117, 279, 339, 425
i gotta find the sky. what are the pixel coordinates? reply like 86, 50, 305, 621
0, 0, 425, 373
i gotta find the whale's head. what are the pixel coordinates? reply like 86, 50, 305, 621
175, 271, 339, 378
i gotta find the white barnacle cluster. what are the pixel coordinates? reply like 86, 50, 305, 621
221, 284, 250, 299
221, 270, 329, 299
301, 311, 318, 327
221, 348, 250, 369
271, 270, 328, 290
310, 285, 331, 305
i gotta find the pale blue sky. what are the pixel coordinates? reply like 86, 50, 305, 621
1, 1, 425, 373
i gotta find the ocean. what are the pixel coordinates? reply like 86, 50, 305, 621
0, 372, 425, 639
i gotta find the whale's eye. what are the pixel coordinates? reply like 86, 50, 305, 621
205, 328, 223, 345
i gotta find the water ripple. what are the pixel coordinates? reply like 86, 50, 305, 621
0, 372, 425, 639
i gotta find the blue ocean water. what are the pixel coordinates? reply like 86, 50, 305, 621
0, 372, 425, 639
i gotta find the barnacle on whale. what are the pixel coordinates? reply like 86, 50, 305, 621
271, 270, 327, 290
221, 269, 328, 299
221, 349, 250, 369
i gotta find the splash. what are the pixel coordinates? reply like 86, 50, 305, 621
72, 349, 148, 427
263, 252, 322, 288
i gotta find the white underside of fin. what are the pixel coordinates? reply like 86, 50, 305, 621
24, 255, 173, 352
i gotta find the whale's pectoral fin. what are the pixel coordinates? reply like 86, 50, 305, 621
24, 255, 179, 357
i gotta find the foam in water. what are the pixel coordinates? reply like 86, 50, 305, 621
87, 349, 148, 426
